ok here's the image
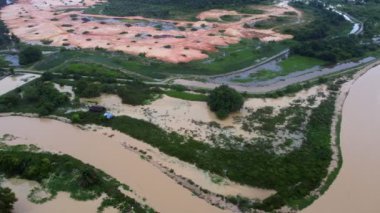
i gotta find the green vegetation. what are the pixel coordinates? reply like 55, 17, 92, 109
56, 63, 133, 80
330, 0, 380, 36
0, 80, 70, 116
87, 0, 268, 20
19, 46, 43, 65
237, 7, 265, 14
0, 51, 352, 212
165, 90, 207, 102
233, 55, 326, 82
0, 20, 18, 48
220, 15, 242, 22
207, 85, 244, 119
0, 186, 17, 213
254, 16, 296, 29
66, 84, 338, 211
32, 39, 287, 77
287, 1, 375, 63
279, 55, 326, 73
0, 144, 153, 212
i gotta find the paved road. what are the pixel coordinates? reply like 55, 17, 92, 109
173, 57, 378, 94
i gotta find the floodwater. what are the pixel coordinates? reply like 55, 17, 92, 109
0, 116, 230, 213
82, 85, 325, 146
1, 178, 117, 213
0, 74, 40, 96
303, 65, 380, 212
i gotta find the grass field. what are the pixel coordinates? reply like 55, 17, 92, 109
164, 90, 207, 101
232, 55, 326, 82
31, 39, 288, 78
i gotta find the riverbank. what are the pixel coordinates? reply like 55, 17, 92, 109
0, 115, 257, 213
303, 63, 380, 212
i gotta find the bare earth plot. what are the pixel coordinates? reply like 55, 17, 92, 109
0, 0, 299, 63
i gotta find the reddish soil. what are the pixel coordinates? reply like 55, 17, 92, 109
0, 0, 300, 63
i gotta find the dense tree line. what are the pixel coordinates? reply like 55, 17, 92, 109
0, 80, 70, 115
100, 0, 267, 19
74, 78, 160, 105
288, 0, 375, 63
0, 21, 17, 48
0, 1, 19, 48
0, 186, 17, 213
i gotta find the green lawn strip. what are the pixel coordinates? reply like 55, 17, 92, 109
54, 62, 133, 80
234, 55, 326, 82
0, 148, 153, 212
279, 55, 326, 73
164, 90, 207, 101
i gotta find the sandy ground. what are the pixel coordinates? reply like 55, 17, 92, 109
53, 83, 74, 100
81, 85, 327, 149
0, 74, 40, 96
1, 178, 118, 213
0, 0, 299, 63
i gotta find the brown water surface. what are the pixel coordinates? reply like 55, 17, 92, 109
303, 66, 380, 213
0, 116, 226, 213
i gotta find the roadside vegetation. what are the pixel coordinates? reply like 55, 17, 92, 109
30, 39, 287, 78
232, 55, 326, 82
287, 0, 377, 63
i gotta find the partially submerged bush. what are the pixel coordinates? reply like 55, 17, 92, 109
207, 85, 244, 119
19, 46, 42, 65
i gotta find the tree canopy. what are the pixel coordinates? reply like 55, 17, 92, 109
207, 85, 244, 119
0, 186, 17, 213
19, 46, 42, 65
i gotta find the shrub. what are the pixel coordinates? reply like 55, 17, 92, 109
0, 187, 17, 213
19, 46, 42, 65
207, 85, 244, 119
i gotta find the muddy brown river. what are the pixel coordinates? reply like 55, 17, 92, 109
303, 65, 380, 212
0, 116, 226, 213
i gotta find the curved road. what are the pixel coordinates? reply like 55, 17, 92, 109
303, 65, 380, 213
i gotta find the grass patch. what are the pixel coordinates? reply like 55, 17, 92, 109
220, 15, 242, 22
232, 55, 326, 82
165, 90, 207, 101
279, 55, 326, 73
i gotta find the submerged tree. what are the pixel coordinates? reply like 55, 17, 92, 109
207, 85, 244, 119
19, 46, 42, 65
0, 186, 17, 213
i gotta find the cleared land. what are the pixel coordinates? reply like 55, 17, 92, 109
1, 0, 300, 63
